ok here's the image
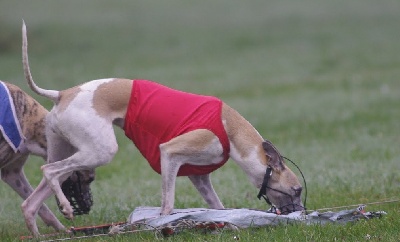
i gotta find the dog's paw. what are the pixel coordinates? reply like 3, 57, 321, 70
160, 206, 173, 215
60, 204, 74, 220
225, 223, 239, 231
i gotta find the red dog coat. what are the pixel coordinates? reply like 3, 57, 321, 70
124, 80, 230, 176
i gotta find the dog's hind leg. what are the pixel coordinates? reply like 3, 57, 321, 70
2, 155, 64, 231
21, 131, 76, 236
42, 125, 118, 220
22, 177, 62, 236
188, 174, 224, 209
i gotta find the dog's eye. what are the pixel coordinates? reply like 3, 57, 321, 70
292, 186, 302, 197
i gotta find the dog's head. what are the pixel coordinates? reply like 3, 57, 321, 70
260, 140, 304, 214
57, 169, 95, 215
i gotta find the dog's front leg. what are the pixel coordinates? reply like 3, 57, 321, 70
159, 148, 181, 215
159, 161, 180, 215
188, 174, 224, 209
159, 129, 225, 214
2, 156, 64, 231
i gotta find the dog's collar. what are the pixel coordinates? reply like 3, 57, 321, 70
257, 165, 295, 214
257, 166, 273, 206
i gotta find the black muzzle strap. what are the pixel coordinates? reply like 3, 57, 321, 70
257, 166, 273, 205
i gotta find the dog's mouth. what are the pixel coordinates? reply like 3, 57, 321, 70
277, 203, 305, 215
56, 170, 95, 215
265, 190, 305, 215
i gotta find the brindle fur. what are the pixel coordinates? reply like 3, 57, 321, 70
0, 81, 64, 230
1, 81, 94, 232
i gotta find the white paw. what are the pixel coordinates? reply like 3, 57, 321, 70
60, 203, 74, 220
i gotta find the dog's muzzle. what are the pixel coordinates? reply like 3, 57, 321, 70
257, 157, 308, 214
56, 171, 94, 215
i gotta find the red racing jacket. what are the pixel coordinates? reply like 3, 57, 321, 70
123, 80, 230, 176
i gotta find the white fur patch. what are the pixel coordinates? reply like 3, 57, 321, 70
230, 143, 265, 187
50, 79, 117, 150
65, 78, 115, 114
80, 78, 115, 91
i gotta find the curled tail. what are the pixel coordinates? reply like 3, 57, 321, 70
22, 20, 60, 102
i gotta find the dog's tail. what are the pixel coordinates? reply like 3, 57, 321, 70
22, 20, 60, 102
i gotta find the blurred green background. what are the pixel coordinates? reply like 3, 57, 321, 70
1, 0, 399, 240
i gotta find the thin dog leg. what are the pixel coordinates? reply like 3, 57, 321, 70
22, 177, 63, 236
42, 125, 118, 220
159, 129, 224, 215
188, 174, 224, 209
160, 151, 181, 215
2, 155, 64, 230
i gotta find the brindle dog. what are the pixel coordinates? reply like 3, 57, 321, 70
0, 81, 94, 232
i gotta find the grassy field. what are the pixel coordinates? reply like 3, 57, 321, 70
1, 0, 400, 241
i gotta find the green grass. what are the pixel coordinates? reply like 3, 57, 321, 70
1, 0, 400, 241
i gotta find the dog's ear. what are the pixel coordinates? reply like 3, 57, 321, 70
262, 140, 285, 171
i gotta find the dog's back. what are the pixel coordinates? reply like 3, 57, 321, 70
0, 81, 48, 165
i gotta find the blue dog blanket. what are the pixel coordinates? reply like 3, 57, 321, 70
0, 81, 24, 152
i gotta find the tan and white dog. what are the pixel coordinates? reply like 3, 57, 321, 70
0, 81, 68, 231
21, 22, 304, 236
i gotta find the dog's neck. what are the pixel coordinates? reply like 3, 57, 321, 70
221, 103, 267, 188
